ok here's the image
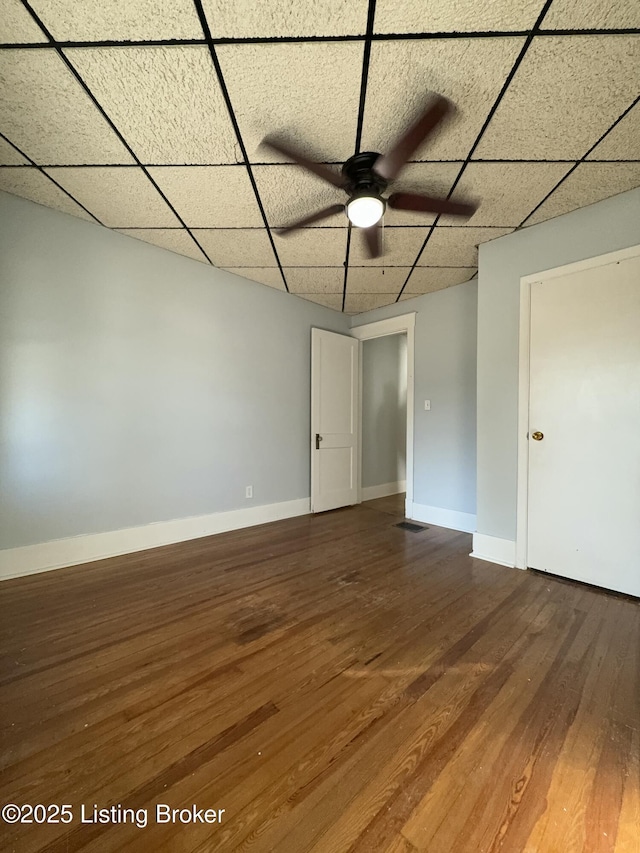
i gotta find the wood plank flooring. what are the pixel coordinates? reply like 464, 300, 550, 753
0, 501, 638, 852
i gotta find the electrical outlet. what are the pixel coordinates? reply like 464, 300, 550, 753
424, 400, 431, 410
245, 485, 253, 499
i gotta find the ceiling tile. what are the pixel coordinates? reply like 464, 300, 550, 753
273, 228, 348, 267
375, 0, 542, 33
202, 0, 368, 37
1, 0, 47, 42
147, 166, 263, 227
403, 266, 475, 294
285, 268, 344, 294
0, 50, 134, 164
361, 38, 525, 161
344, 293, 399, 314
347, 267, 407, 293
348, 225, 428, 266
0, 167, 96, 221
418, 226, 513, 266
191, 228, 276, 267
587, 103, 640, 161
252, 165, 346, 228
524, 162, 640, 226
0, 137, 28, 164
116, 229, 209, 262
217, 43, 363, 163
445, 162, 572, 226
45, 167, 180, 226
295, 293, 344, 311
543, 0, 640, 29
475, 36, 640, 160
223, 268, 286, 290
29, 0, 204, 40
65, 47, 238, 165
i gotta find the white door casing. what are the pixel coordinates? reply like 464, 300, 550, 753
522, 249, 640, 597
311, 328, 359, 513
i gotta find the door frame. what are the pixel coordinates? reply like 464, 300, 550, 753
515, 243, 640, 570
350, 313, 416, 518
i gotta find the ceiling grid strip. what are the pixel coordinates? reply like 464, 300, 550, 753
395, 0, 557, 302
519, 93, 640, 227
16, 0, 215, 263
342, 0, 377, 310
2, 27, 639, 51
191, 0, 289, 291
0, 130, 103, 223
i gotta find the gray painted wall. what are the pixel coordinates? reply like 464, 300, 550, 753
477, 187, 640, 541
352, 280, 478, 514
362, 334, 407, 489
0, 192, 349, 550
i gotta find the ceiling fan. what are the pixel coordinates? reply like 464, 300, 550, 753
261, 94, 478, 258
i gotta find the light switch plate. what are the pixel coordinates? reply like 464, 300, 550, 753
424, 400, 431, 410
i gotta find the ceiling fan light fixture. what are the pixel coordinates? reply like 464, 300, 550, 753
346, 193, 385, 228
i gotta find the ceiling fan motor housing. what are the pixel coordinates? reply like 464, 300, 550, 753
341, 152, 388, 197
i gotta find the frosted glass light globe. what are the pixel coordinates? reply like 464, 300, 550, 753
346, 195, 385, 228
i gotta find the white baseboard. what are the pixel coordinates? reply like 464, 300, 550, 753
470, 533, 519, 568
0, 498, 311, 581
361, 480, 406, 501
410, 502, 476, 534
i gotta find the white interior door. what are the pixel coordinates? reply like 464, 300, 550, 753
311, 328, 359, 513
527, 253, 640, 597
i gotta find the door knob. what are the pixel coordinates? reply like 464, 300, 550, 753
531, 431, 544, 441
315, 433, 323, 450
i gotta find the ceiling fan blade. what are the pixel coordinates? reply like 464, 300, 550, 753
374, 95, 452, 183
363, 224, 382, 259
278, 204, 345, 235
262, 136, 346, 189
388, 191, 477, 218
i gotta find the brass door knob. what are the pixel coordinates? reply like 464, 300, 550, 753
531, 431, 544, 441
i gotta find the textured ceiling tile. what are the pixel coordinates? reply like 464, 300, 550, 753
385, 162, 462, 225
1, 0, 47, 42
543, 0, 640, 29
253, 165, 346, 228
525, 163, 640, 226
66, 47, 238, 165
347, 267, 408, 294
403, 266, 475, 294
223, 267, 286, 290
295, 293, 344, 311
445, 162, 572, 227
273, 228, 348, 267
361, 39, 524, 161
0, 50, 134, 164
285, 268, 344, 294
202, 0, 368, 37
375, 0, 542, 32
147, 167, 263, 227
217, 43, 363, 163
475, 37, 640, 160
29, 0, 204, 40
417, 226, 513, 266
45, 167, 180, 227
116, 229, 209, 263
191, 228, 276, 267
348, 226, 428, 266
0, 167, 95, 221
344, 293, 399, 314
0, 137, 28, 164
587, 104, 640, 161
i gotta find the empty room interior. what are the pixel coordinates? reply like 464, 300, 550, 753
1, 0, 640, 851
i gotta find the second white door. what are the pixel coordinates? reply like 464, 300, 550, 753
527, 252, 640, 597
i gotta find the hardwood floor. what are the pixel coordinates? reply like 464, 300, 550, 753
1, 501, 638, 852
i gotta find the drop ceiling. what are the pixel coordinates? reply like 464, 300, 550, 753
0, 0, 638, 314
